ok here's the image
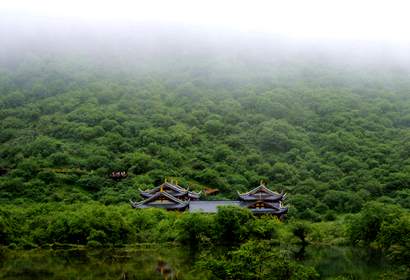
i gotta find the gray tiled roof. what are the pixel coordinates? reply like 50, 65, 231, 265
189, 200, 241, 213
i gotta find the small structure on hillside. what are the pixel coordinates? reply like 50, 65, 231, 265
204, 187, 220, 196
237, 182, 288, 219
110, 171, 128, 180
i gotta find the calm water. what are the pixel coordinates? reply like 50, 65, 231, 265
0, 245, 393, 279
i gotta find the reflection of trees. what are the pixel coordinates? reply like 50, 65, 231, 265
156, 259, 178, 280
293, 244, 306, 261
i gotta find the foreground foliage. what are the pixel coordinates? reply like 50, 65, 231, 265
348, 202, 410, 265
198, 240, 319, 280
0, 203, 408, 279
1, 204, 407, 258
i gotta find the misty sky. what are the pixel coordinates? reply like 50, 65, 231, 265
2, 0, 410, 70
2, 0, 410, 43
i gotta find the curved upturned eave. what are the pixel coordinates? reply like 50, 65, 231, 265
241, 184, 280, 195
188, 191, 201, 199
139, 188, 190, 198
238, 193, 284, 202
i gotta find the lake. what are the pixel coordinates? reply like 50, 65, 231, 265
0, 245, 395, 279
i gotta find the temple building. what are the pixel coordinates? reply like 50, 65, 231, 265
139, 181, 201, 201
131, 184, 190, 211
130, 180, 288, 219
237, 182, 288, 218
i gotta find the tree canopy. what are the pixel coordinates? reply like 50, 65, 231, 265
0, 44, 410, 223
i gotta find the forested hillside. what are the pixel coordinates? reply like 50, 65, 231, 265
1, 30, 410, 223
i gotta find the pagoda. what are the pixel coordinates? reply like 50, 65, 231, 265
131, 180, 201, 211
131, 184, 190, 211
139, 180, 201, 201
237, 182, 288, 218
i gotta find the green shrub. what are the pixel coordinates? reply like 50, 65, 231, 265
214, 206, 254, 244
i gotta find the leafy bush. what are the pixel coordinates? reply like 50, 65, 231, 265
198, 240, 319, 280
214, 206, 254, 244
347, 202, 403, 246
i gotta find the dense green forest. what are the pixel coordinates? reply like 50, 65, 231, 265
1, 46, 410, 214
0, 28, 409, 278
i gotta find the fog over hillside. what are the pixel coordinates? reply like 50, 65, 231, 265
1, 13, 410, 73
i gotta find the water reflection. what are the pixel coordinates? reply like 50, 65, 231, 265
0, 246, 393, 280
301, 246, 388, 279
156, 259, 178, 280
